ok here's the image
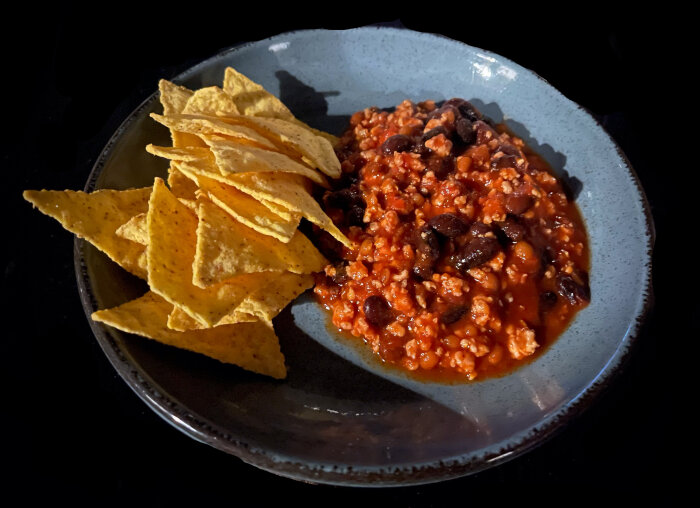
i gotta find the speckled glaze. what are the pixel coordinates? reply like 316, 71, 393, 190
76, 28, 654, 486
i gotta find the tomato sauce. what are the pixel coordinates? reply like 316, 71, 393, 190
314, 99, 590, 381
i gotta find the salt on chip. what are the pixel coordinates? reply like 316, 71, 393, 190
23, 187, 151, 279
193, 198, 326, 287
146, 177, 270, 326
167, 305, 256, 332
149, 113, 277, 150
181, 86, 240, 117
174, 162, 300, 243
92, 291, 286, 379
202, 136, 327, 187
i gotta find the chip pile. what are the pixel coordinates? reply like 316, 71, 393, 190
23, 67, 350, 379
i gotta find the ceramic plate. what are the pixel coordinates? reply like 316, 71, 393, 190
76, 27, 653, 486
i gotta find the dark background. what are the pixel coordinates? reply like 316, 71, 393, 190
5, 3, 674, 504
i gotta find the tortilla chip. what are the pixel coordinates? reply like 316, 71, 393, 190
23, 187, 151, 279
167, 164, 199, 200
116, 212, 148, 245
167, 305, 256, 331
146, 145, 212, 162
176, 160, 349, 246
222, 67, 339, 146
174, 162, 300, 242
223, 116, 341, 178
146, 178, 270, 326
149, 113, 277, 150
181, 86, 240, 117
201, 135, 327, 186
158, 80, 206, 148
193, 198, 325, 287
236, 272, 314, 322
92, 291, 286, 379
259, 199, 296, 222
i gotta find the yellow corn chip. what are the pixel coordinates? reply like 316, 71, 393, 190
202, 136, 327, 187
236, 272, 314, 322
23, 188, 151, 279
146, 145, 212, 162
174, 162, 300, 243
92, 291, 286, 379
181, 86, 240, 117
116, 212, 148, 245
223, 116, 341, 178
167, 305, 256, 331
259, 199, 296, 222
149, 113, 277, 150
146, 178, 270, 326
158, 80, 206, 148
167, 164, 199, 200
222, 67, 339, 145
193, 198, 325, 287
177, 160, 349, 247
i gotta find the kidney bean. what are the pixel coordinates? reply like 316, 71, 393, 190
416, 226, 440, 260
381, 134, 414, 155
454, 117, 475, 144
497, 217, 526, 243
421, 126, 448, 143
504, 194, 534, 215
491, 154, 518, 170
428, 213, 470, 238
556, 272, 591, 305
330, 262, 349, 284
449, 236, 501, 273
427, 155, 456, 180
441, 305, 468, 324
443, 98, 483, 122
347, 205, 365, 227
468, 222, 492, 237
363, 295, 395, 327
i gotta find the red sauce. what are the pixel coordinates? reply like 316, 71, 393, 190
314, 99, 590, 382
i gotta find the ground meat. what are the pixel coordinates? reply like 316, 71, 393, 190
316, 99, 590, 381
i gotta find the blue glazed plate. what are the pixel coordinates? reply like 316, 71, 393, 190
76, 27, 653, 486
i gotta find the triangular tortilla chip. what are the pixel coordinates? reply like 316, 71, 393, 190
201, 136, 327, 187
146, 178, 270, 326
236, 272, 314, 322
167, 164, 199, 200
174, 162, 300, 242
167, 305, 256, 331
92, 291, 286, 379
177, 161, 349, 247
149, 113, 278, 150
181, 86, 240, 117
146, 145, 212, 162
222, 67, 338, 145
219, 115, 341, 178
158, 80, 206, 148
116, 212, 148, 245
193, 198, 326, 287
23, 187, 151, 279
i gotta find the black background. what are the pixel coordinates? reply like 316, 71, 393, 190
6, 3, 675, 504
